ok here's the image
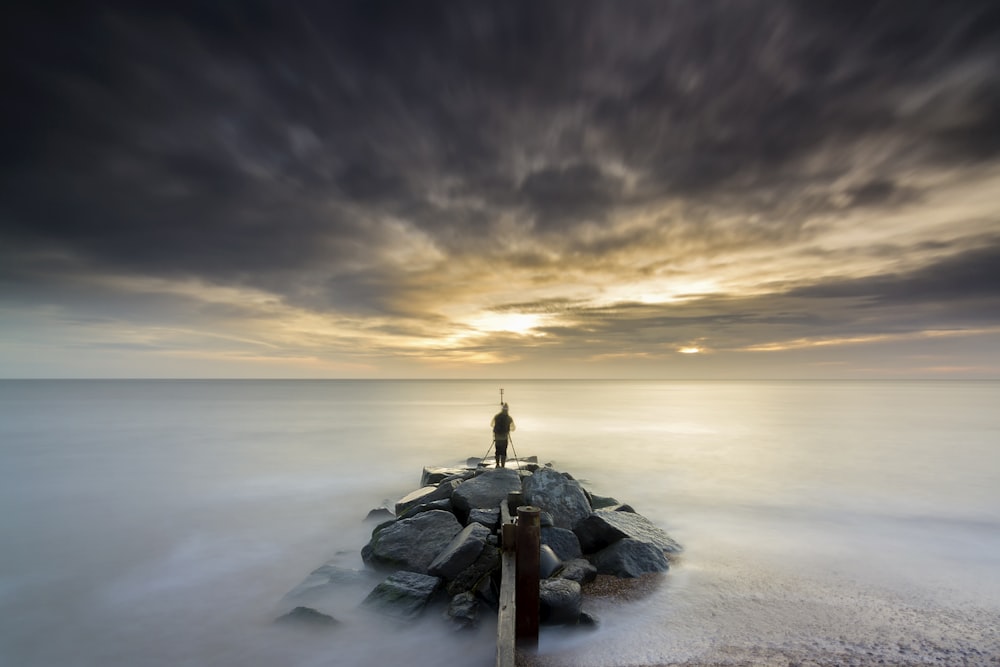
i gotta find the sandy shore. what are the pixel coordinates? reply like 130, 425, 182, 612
514, 573, 999, 667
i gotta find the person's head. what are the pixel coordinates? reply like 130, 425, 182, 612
502, 403, 508, 412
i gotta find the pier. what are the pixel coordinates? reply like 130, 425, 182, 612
496, 493, 541, 667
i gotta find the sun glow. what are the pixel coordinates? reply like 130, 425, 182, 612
679, 346, 702, 354
467, 312, 546, 335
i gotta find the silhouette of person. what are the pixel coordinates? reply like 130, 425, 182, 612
490, 403, 515, 468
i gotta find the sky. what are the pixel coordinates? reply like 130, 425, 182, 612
2, 1, 1000, 379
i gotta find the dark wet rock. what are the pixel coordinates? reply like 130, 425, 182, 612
428, 523, 491, 581
541, 526, 583, 561
539, 578, 582, 625
446, 544, 500, 597
397, 498, 453, 520
421, 466, 473, 486
283, 455, 682, 636
589, 538, 669, 578
539, 544, 563, 579
282, 564, 374, 601
362, 510, 463, 574
365, 507, 394, 522
522, 467, 592, 530
275, 606, 339, 627
441, 470, 477, 485
451, 468, 522, 521
278, 563, 379, 617
577, 611, 599, 628
467, 507, 500, 529
363, 571, 442, 620
444, 591, 480, 629
556, 558, 598, 584
395, 479, 462, 516
573, 509, 682, 554
589, 494, 620, 510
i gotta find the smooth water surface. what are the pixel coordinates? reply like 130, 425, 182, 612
2, 380, 998, 666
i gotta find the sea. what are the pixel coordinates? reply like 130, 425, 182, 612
1, 379, 998, 667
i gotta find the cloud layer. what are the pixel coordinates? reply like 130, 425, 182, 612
2, 1, 999, 377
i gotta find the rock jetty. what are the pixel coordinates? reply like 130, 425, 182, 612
276, 456, 682, 631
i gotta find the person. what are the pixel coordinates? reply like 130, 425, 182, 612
490, 403, 515, 468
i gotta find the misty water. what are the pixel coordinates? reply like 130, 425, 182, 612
2, 380, 998, 666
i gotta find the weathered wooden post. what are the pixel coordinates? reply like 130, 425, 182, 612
515, 505, 540, 649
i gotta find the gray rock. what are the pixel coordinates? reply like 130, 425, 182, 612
556, 558, 597, 584
428, 523, 491, 581
522, 467, 592, 530
362, 510, 463, 574
589, 538, 669, 578
395, 479, 462, 516
446, 544, 500, 597
444, 591, 480, 629
421, 466, 473, 486
397, 498, 453, 520
365, 507, 394, 522
283, 564, 373, 599
541, 526, 583, 561
539, 578, 582, 625
539, 544, 562, 579
279, 564, 379, 617
275, 606, 338, 627
589, 494, 620, 510
451, 468, 522, 521
573, 509, 682, 554
467, 508, 500, 529
363, 571, 442, 620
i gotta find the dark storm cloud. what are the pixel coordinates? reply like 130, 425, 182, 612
519, 163, 624, 232
2, 0, 999, 317
790, 236, 1000, 308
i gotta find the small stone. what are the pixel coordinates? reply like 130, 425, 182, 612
275, 606, 338, 627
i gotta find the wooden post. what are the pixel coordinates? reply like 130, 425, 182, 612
496, 499, 517, 667
515, 505, 540, 650
496, 549, 517, 667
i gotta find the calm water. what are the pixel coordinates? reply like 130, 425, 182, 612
1, 380, 998, 666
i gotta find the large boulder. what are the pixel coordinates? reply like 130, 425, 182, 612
421, 466, 474, 486
589, 538, 669, 578
556, 558, 597, 584
451, 468, 522, 521
362, 510, 463, 573
274, 606, 339, 628
445, 544, 500, 597
397, 498, 453, 520
365, 507, 394, 522
522, 467, 591, 530
588, 493, 620, 510
541, 526, 583, 561
573, 509, 682, 554
444, 591, 480, 629
467, 508, 500, 529
428, 523, 491, 581
539, 578, 582, 625
282, 563, 374, 601
395, 479, 462, 516
278, 564, 379, 617
362, 571, 442, 620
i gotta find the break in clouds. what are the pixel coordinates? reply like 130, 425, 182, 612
2, 1, 1000, 376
